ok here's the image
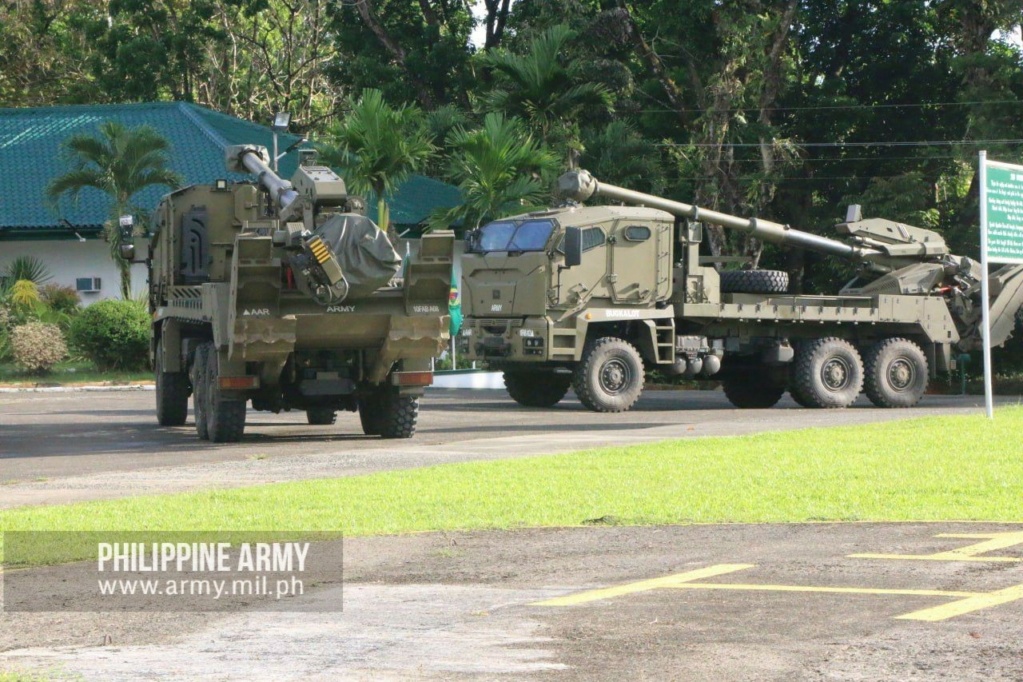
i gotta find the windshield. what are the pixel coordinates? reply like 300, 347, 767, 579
473, 219, 555, 253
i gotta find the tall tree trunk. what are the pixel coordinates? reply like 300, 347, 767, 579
615, 3, 690, 130
354, 0, 436, 108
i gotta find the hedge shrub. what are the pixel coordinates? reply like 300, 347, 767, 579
39, 284, 82, 316
69, 299, 149, 371
11, 322, 67, 374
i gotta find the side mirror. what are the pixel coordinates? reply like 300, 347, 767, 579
118, 215, 135, 262
563, 227, 582, 268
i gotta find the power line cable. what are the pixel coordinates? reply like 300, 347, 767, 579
657, 139, 1023, 148
633, 99, 1023, 114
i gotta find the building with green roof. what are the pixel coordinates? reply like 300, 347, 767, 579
0, 102, 461, 300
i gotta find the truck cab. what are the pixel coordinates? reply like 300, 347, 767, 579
461, 205, 677, 411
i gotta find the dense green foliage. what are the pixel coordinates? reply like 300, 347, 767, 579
5, 1, 1023, 362
319, 89, 435, 237
68, 299, 150, 371
6, 1, 1020, 254
0, 259, 80, 368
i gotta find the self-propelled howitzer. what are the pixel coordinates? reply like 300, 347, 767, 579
458, 170, 1023, 413
147, 145, 454, 442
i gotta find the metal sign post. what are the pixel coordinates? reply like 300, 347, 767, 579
978, 152, 1023, 419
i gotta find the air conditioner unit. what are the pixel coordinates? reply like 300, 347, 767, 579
75, 277, 102, 293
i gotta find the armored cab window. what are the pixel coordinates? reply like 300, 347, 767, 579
557, 226, 605, 254
623, 225, 651, 242
478, 221, 516, 251
475, 219, 555, 253
582, 227, 606, 251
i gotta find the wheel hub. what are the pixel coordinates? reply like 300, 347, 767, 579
888, 357, 915, 391
821, 358, 851, 390
599, 359, 631, 395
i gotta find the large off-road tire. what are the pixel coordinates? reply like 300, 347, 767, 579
790, 337, 864, 409
720, 269, 789, 294
721, 372, 786, 408
788, 386, 814, 408
863, 338, 929, 408
155, 338, 189, 427
306, 407, 338, 425
192, 343, 210, 440
378, 392, 419, 439
358, 388, 418, 438
504, 370, 571, 408
358, 398, 382, 436
202, 344, 246, 443
572, 337, 645, 413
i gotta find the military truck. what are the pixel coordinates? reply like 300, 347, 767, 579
460, 169, 1023, 412
140, 145, 453, 441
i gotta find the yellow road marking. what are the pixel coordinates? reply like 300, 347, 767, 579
896, 583, 1023, 622
532, 564, 754, 606
535, 564, 1023, 622
850, 531, 1023, 563
667, 583, 980, 599
850, 554, 1021, 563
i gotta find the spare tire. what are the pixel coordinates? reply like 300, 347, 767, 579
720, 269, 789, 294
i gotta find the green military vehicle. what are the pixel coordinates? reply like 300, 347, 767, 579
460, 169, 1023, 412
141, 145, 453, 441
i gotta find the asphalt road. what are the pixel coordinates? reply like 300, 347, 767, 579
3, 523, 1023, 680
0, 387, 1006, 509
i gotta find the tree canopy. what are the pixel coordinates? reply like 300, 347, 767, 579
4, 0, 1023, 270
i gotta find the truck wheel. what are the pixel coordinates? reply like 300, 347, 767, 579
504, 370, 571, 407
863, 338, 929, 408
307, 407, 338, 425
573, 337, 645, 413
722, 373, 786, 408
202, 344, 246, 442
376, 392, 419, 439
358, 397, 382, 436
791, 337, 864, 408
155, 339, 189, 426
192, 343, 210, 440
720, 269, 789, 294
788, 386, 814, 408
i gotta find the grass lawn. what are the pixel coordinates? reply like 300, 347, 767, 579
0, 360, 151, 387
2, 407, 1022, 566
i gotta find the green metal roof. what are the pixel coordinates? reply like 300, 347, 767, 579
0, 102, 461, 237
366, 174, 462, 231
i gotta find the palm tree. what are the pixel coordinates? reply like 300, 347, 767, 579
429, 113, 559, 231
47, 121, 182, 299
321, 89, 435, 240
481, 24, 612, 153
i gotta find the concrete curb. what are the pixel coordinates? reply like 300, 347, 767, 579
0, 384, 155, 393
1, 372, 509, 393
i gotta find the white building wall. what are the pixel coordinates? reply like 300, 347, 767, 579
0, 239, 148, 304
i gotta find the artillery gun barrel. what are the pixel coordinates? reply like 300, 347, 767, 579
558, 170, 880, 261
234, 146, 299, 211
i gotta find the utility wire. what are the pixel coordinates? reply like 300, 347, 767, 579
657, 139, 1023, 148
634, 99, 1023, 114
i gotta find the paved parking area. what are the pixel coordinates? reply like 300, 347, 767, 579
3, 523, 1023, 680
